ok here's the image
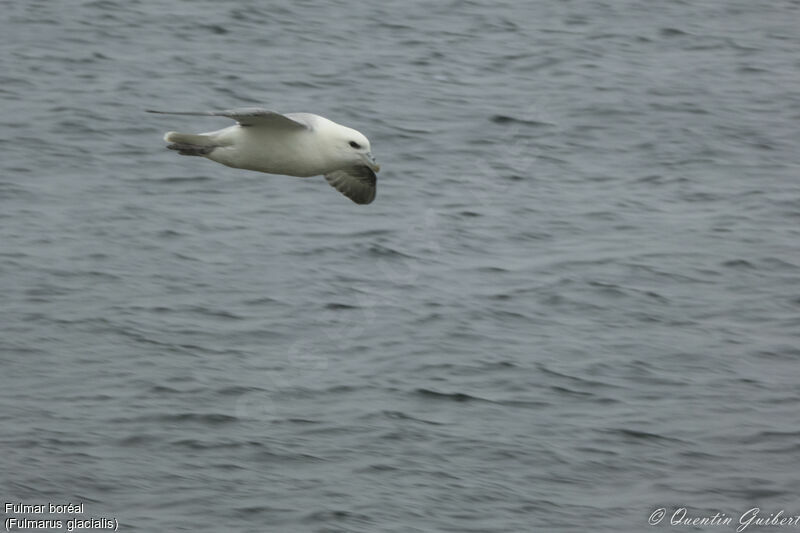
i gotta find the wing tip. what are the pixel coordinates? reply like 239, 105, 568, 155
356, 191, 376, 205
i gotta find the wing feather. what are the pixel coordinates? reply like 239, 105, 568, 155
146, 108, 310, 129
324, 166, 377, 205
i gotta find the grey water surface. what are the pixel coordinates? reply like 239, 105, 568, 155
2, 1, 800, 532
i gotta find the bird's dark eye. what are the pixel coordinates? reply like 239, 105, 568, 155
349, 141, 361, 149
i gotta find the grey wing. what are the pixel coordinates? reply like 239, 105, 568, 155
324, 166, 377, 205
146, 108, 311, 129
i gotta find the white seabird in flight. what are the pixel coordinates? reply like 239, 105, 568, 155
147, 108, 380, 204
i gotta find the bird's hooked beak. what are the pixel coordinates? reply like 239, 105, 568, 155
362, 152, 380, 173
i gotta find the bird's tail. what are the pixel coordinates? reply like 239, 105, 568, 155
163, 131, 217, 156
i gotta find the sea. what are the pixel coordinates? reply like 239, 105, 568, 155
2, 1, 799, 531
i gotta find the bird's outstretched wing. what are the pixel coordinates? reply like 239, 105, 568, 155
325, 166, 377, 205
146, 108, 311, 129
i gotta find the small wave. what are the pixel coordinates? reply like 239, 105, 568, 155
415, 388, 491, 403
721, 258, 756, 269
490, 115, 555, 127
366, 243, 418, 259
168, 438, 250, 450
303, 509, 372, 524
140, 175, 215, 184
605, 428, 686, 444
380, 410, 445, 425
660, 27, 688, 37
153, 412, 238, 425
324, 302, 358, 310
215, 385, 266, 397
117, 434, 156, 447
355, 463, 400, 473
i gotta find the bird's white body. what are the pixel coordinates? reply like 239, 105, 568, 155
189, 114, 360, 177
150, 108, 380, 204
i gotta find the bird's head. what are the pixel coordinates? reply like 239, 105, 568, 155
333, 126, 380, 173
